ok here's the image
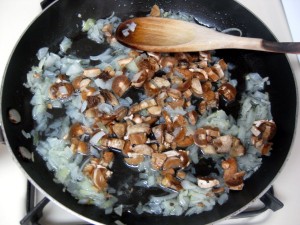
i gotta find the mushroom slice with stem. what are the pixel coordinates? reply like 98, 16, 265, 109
222, 157, 245, 190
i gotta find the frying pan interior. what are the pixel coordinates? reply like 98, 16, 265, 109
1, 0, 296, 224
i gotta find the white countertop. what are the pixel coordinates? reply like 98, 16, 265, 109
0, 0, 300, 225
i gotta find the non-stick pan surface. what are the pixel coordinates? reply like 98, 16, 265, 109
0, 0, 297, 224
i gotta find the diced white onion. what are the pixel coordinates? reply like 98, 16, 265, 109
89, 131, 106, 145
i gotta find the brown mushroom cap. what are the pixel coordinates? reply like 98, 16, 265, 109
222, 157, 245, 190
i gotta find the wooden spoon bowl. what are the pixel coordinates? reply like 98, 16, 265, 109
116, 17, 300, 53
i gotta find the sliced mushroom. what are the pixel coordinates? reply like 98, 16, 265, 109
161, 173, 182, 191
142, 116, 158, 125
163, 156, 182, 170
112, 75, 131, 97
83, 68, 101, 78
191, 78, 203, 96
187, 110, 198, 125
167, 88, 182, 99
177, 135, 194, 148
147, 106, 162, 116
230, 137, 246, 157
86, 95, 103, 108
201, 145, 217, 154
114, 106, 128, 121
168, 98, 185, 109
100, 151, 115, 167
193, 128, 208, 147
140, 98, 157, 110
151, 153, 167, 170
132, 144, 153, 156
93, 167, 112, 191
213, 135, 233, 154
70, 138, 89, 154
178, 150, 190, 168
72, 75, 84, 90
212, 63, 225, 79
129, 133, 147, 145
197, 177, 220, 188
173, 126, 186, 142
112, 123, 127, 139
100, 137, 125, 151
101, 90, 119, 106
131, 71, 148, 88
124, 154, 144, 166
204, 67, 220, 82
69, 123, 86, 138
251, 120, 276, 155
176, 170, 186, 180
118, 57, 133, 67
252, 120, 276, 141
218, 83, 237, 102
98, 70, 114, 81
127, 123, 151, 136
204, 126, 220, 137
174, 67, 193, 80
160, 56, 178, 69
144, 81, 160, 97
152, 124, 165, 145
81, 86, 97, 101
49, 82, 74, 100
222, 157, 245, 190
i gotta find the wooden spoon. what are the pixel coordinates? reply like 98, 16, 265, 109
116, 17, 300, 53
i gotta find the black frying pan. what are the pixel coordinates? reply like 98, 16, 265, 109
0, 0, 297, 224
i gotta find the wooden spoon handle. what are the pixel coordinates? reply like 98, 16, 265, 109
262, 41, 300, 54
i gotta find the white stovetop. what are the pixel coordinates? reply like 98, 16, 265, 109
0, 0, 300, 225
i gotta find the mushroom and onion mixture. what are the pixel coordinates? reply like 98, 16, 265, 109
25, 6, 276, 217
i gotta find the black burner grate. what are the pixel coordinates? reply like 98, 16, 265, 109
20, 181, 283, 225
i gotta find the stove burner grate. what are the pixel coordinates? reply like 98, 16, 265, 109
20, 181, 283, 225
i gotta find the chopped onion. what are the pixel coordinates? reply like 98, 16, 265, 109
36, 47, 49, 60
114, 204, 123, 216
58, 86, 68, 95
60, 37, 72, 53
90, 48, 113, 61
89, 131, 106, 145
81, 101, 88, 113
66, 62, 83, 76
